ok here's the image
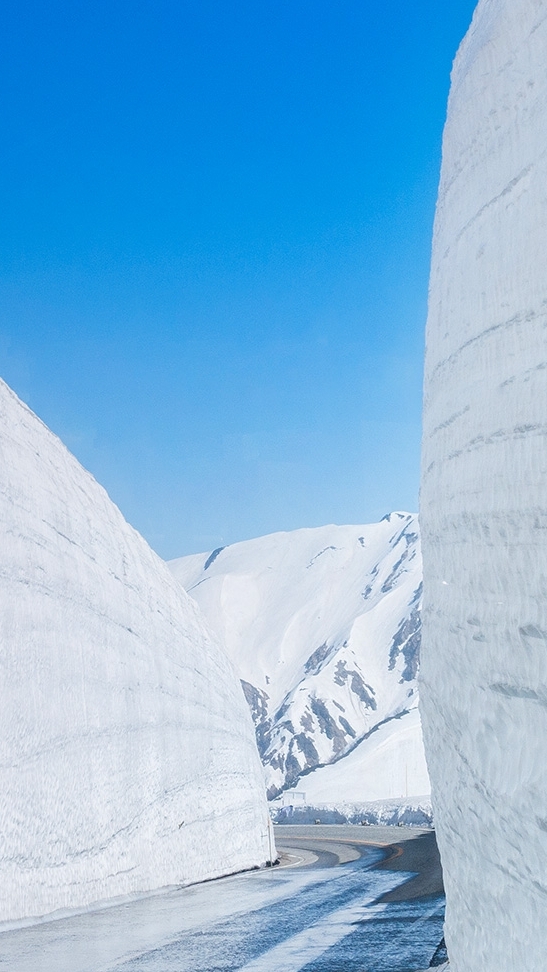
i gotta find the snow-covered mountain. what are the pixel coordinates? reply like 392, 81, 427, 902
421, 1, 547, 970
0, 379, 271, 925
169, 515, 430, 802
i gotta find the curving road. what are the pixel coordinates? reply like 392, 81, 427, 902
0, 825, 445, 972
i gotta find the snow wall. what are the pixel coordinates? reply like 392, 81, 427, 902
420, 2, 547, 970
0, 379, 271, 924
272, 796, 433, 828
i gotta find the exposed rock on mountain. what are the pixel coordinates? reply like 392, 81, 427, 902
170, 514, 429, 801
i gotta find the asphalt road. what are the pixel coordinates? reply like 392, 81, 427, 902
274, 824, 447, 971
0, 825, 446, 972
275, 824, 444, 900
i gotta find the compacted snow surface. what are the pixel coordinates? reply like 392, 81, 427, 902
421, 1, 547, 969
0, 379, 271, 924
170, 517, 430, 802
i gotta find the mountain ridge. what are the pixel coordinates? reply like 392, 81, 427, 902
170, 514, 429, 801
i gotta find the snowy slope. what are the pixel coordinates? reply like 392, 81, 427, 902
421, 1, 547, 970
170, 515, 429, 801
0, 379, 271, 925
283, 707, 429, 804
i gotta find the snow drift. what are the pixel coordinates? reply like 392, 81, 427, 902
272, 795, 433, 828
0, 379, 271, 925
170, 517, 429, 802
421, 1, 547, 970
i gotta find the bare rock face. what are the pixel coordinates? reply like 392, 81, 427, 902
0, 379, 271, 924
420, 2, 547, 970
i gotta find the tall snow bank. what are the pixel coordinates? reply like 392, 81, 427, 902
0, 379, 271, 924
272, 797, 433, 828
282, 707, 429, 804
421, 1, 547, 970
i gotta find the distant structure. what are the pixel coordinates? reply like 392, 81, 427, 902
420, 2, 547, 971
280, 791, 306, 806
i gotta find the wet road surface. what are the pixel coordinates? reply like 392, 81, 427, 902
0, 825, 445, 972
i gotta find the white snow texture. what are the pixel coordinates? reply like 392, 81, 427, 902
170, 517, 429, 803
0, 379, 271, 924
420, 2, 547, 970
272, 794, 433, 828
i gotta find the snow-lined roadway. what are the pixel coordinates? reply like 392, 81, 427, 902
0, 825, 444, 972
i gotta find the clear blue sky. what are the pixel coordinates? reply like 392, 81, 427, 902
0, 0, 477, 559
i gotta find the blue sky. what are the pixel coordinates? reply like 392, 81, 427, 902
0, 0, 477, 558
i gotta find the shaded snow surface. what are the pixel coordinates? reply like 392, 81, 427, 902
0, 379, 271, 925
421, 1, 547, 970
170, 516, 430, 801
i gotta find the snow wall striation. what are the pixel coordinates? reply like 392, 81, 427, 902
420, 1, 547, 970
0, 379, 271, 924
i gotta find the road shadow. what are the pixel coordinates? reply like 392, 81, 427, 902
375, 831, 444, 902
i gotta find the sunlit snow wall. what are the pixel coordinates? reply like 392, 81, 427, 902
420, 1, 547, 970
0, 379, 271, 925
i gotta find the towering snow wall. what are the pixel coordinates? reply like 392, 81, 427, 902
0, 379, 271, 925
420, 2, 547, 970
